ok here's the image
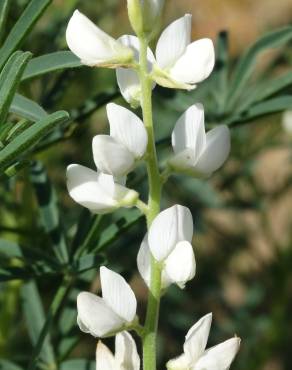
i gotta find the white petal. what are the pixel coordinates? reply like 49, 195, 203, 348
66, 164, 117, 213
137, 234, 151, 287
170, 39, 215, 84
92, 135, 135, 177
100, 266, 137, 323
66, 10, 131, 66
116, 35, 155, 106
148, 205, 193, 261
156, 14, 192, 69
96, 341, 116, 370
77, 292, 124, 337
164, 241, 196, 289
172, 104, 206, 159
107, 103, 148, 158
195, 125, 230, 176
115, 331, 140, 370
183, 313, 212, 364
282, 110, 292, 134
166, 353, 190, 370
194, 337, 241, 370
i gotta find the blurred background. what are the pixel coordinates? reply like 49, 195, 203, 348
0, 0, 292, 369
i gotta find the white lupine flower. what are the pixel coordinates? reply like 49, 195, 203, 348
148, 205, 193, 261
66, 10, 134, 67
96, 331, 140, 370
66, 164, 138, 214
169, 104, 230, 177
282, 110, 292, 135
167, 313, 241, 370
153, 14, 215, 90
137, 234, 196, 289
116, 35, 155, 107
77, 267, 137, 338
92, 103, 148, 177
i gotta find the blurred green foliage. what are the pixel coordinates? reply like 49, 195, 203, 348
0, 1, 291, 370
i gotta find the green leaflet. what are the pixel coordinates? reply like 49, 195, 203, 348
0, 0, 9, 43
227, 26, 292, 110
0, 0, 52, 70
0, 51, 32, 124
0, 110, 69, 172
10, 94, 48, 122
22, 51, 82, 81
30, 161, 69, 263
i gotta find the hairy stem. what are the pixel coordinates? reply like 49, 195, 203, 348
139, 36, 162, 370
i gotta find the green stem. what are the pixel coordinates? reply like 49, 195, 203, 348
138, 36, 163, 370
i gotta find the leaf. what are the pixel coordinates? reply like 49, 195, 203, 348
227, 26, 292, 109
22, 51, 82, 81
0, 110, 69, 171
60, 359, 95, 370
0, 360, 24, 370
10, 94, 48, 121
21, 282, 56, 366
0, 0, 10, 43
237, 72, 292, 113
73, 253, 106, 273
0, 51, 32, 124
227, 95, 292, 126
30, 161, 69, 263
0, 0, 52, 69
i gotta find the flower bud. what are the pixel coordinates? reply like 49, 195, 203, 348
127, 0, 164, 38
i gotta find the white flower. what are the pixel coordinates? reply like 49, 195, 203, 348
282, 110, 292, 135
66, 164, 138, 214
92, 103, 148, 177
147, 205, 193, 261
116, 35, 155, 107
169, 104, 230, 177
96, 331, 140, 370
66, 10, 134, 67
167, 313, 241, 370
153, 14, 215, 90
137, 234, 196, 289
77, 267, 137, 338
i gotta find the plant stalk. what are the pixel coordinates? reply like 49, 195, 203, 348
138, 35, 162, 370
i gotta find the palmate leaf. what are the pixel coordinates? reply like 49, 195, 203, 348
227, 25, 292, 110
10, 94, 48, 122
22, 51, 82, 81
0, 51, 32, 124
0, 0, 52, 70
0, 110, 69, 172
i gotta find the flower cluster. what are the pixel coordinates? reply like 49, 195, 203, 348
65, 2, 240, 369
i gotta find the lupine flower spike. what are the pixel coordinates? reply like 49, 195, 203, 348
77, 267, 137, 337
167, 313, 240, 370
